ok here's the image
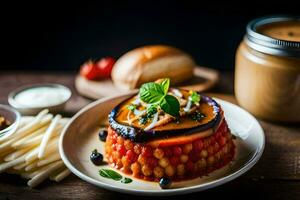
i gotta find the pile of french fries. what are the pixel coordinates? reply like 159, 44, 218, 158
0, 109, 71, 187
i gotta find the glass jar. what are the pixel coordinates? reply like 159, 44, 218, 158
235, 16, 300, 122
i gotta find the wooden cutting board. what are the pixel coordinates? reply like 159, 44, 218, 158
75, 66, 220, 100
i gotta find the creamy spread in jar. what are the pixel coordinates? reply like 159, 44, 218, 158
257, 21, 300, 42
235, 16, 300, 122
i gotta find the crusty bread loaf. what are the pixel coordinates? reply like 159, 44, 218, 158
111, 45, 195, 90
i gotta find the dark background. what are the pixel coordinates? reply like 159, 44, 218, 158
0, 1, 299, 72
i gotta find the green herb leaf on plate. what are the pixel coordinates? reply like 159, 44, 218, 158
121, 177, 133, 184
160, 78, 170, 94
160, 95, 180, 117
147, 105, 157, 116
127, 104, 137, 111
190, 91, 201, 104
139, 82, 165, 104
99, 169, 122, 181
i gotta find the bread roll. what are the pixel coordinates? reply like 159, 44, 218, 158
112, 45, 195, 90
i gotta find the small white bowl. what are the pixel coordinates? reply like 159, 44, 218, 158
0, 104, 21, 140
8, 84, 72, 115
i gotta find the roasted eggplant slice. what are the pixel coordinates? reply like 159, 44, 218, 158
108, 90, 222, 143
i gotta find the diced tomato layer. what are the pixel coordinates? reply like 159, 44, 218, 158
105, 120, 235, 182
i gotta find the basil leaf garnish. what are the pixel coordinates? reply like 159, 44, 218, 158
138, 78, 180, 117
139, 82, 165, 104
99, 169, 122, 181
160, 78, 170, 94
160, 95, 180, 117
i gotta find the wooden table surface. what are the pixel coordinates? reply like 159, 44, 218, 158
0, 71, 299, 200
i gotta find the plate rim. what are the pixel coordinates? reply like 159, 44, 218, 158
59, 93, 265, 196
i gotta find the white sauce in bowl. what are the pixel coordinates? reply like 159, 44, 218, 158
14, 87, 71, 108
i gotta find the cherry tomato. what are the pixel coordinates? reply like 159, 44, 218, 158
95, 57, 115, 78
80, 60, 99, 80
80, 57, 116, 80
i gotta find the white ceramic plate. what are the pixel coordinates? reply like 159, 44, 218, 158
59, 93, 265, 196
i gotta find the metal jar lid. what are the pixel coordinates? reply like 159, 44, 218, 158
245, 15, 300, 57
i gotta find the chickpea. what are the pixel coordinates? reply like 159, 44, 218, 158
154, 166, 164, 178
137, 154, 146, 165
200, 149, 208, 158
177, 164, 185, 176
159, 157, 170, 168
182, 143, 193, 154
165, 165, 175, 177
153, 148, 164, 159
131, 162, 141, 176
121, 156, 130, 167
124, 140, 134, 150
196, 158, 207, 170
207, 156, 215, 166
142, 165, 152, 176
180, 155, 188, 163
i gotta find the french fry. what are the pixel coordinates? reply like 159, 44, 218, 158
50, 168, 70, 182
0, 117, 34, 143
22, 168, 43, 179
25, 147, 41, 163
38, 115, 61, 159
12, 126, 49, 148
13, 134, 44, 149
0, 155, 26, 173
25, 161, 38, 171
0, 111, 71, 187
0, 148, 14, 159
13, 110, 50, 139
27, 161, 64, 188
37, 153, 60, 167
13, 161, 28, 170
0, 111, 51, 151
4, 146, 32, 162
14, 127, 62, 150
21, 162, 50, 179
0, 139, 14, 153
25, 139, 57, 163
0, 145, 42, 173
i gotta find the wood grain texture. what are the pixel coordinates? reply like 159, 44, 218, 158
0, 71, 299, 200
